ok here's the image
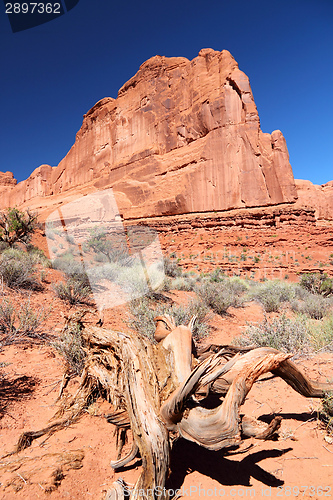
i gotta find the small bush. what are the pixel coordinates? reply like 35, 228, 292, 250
248, 280, 295, 312
300, 273, 333, 297
291, 292, 329, 320
168, 299, 212, 340
82, 226, 132, 265
0, 298, 48, 349
196, 279, 245, 315
26, 245, 51, 268
129, 297, 156, 339
207, 268, 225, 283
236, 314, 310, 355
53, 277, 91, 305
52, 323, 86, 376
0, 207, 37, 248
164, 256, 182, 278
169, 276, 197, 291
94, 252, 109, 263
52, 254, 91, 288
0, 241, 8, 253
0, 248, 41, 290
228, 277, 250, 294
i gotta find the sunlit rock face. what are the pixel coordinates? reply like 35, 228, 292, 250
294, 180, 333, 222
1, 49, 299, 218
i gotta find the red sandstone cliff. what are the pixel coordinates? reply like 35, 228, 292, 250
0, 49, 330, 221
295, 180, 333, 222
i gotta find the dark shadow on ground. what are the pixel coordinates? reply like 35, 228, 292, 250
259, 412, 315, 423
166, 438, 292, 492
0, 375, 39, 417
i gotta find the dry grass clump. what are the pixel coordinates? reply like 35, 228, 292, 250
52, 322, 86, 376
320, 392, 333, 436
168, 275, 198, 291
52, 255, 92, 304
308, 314, 333, 352
0, 298, 49, 350
26, 244, 51, 268
167, 299, 212, 340
128, 296, 211, 341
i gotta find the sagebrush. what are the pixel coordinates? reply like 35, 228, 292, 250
0, 298, 49, 349
0, 248, 42, 290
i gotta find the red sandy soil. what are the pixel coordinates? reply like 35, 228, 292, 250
0, 228, 332, 499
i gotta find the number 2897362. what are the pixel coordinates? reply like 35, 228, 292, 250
5, 3, 61, 14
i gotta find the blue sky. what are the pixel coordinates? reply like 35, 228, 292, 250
0, 0, 332, 185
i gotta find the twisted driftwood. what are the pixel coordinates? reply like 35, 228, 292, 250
9, 314, 333, 500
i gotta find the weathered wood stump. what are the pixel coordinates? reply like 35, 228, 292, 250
11, 315, 333, 499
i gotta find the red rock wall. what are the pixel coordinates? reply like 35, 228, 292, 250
295, 180, 333, 222
0, 49, 298, 218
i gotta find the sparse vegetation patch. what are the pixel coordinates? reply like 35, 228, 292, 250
0, 207, 38, 248
128, 296, 211, 341
0, 248, 42, 290
236, 314, 311, 355
196, 278, 246, 315
52, 322, 86, 376
247, 280, 295, 312
0, 298, 49, 349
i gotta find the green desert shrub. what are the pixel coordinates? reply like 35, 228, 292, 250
207, 268, 226, 283
196, 278, 245, 315
0, 207, 38, 248
248, 280, 295, 312
236, 314, 311, 355
0, 248, 41, 290
300, 273, 333, 297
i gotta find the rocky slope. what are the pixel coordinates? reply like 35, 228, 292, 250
0, 49, 331, 222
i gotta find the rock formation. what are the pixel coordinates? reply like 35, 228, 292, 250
295, 180, 333, 222
0, 49, 330, 222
